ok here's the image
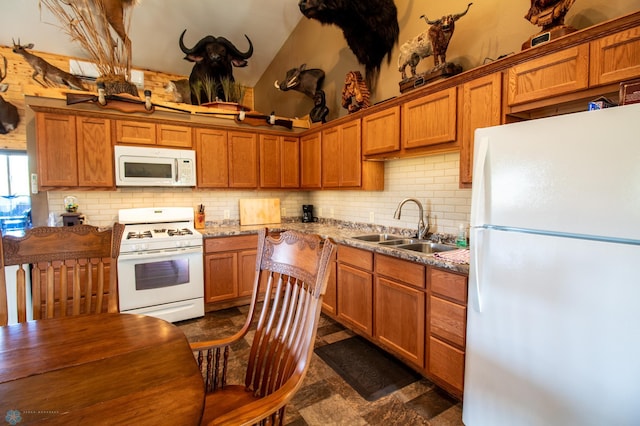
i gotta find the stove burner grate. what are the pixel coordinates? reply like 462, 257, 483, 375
127, 231, 152, 239
167, 228, 193, 237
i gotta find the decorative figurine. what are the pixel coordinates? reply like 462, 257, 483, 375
522, 0, 577, 50
309, 90, 329, 123
341, 71, 370, 113
397, 3, 472, 93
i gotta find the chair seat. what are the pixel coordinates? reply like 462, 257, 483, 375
201, 385, 261, 425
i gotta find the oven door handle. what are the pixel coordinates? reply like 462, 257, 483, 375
119, 246, 203, 260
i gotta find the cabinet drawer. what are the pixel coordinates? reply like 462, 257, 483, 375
430, 268, 467, 304
590, 26, 640, 86
430, 296, 466, 348
375, 254, 425, 289
507, 44, 589, 106
205, 234, 258, 253
428, 336, 465, 394
338, 245, 373, 270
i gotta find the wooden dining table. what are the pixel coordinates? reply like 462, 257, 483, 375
0, 313, 204, 425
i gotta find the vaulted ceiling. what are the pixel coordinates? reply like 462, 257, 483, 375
1, 0, 303, 86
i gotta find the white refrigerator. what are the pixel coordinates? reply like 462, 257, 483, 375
463, 103, 640, 425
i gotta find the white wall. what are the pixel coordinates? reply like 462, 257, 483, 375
47, 152, 471, 236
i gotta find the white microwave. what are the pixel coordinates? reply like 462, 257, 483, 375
114, 145, 196, 187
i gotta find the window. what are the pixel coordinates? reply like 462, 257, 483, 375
0, 151, 31, 235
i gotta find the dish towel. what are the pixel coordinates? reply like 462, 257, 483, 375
434, 249, 470, 264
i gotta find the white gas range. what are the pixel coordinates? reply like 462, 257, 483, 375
117, 207, 204, 323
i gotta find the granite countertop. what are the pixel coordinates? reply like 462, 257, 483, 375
198, 221, 469, 275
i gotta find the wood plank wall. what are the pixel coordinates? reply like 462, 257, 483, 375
0, 45, 255, 151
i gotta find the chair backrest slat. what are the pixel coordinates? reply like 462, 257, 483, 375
0, 224, 124, 326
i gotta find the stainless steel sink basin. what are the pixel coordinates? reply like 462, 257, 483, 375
397, 242, 458, 254
378, 238, 419, 246
352, 233, 404, 242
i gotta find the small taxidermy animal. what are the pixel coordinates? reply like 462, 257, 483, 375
12, 40, 86, 90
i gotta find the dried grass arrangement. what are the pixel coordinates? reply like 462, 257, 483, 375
38, 0, 138, 96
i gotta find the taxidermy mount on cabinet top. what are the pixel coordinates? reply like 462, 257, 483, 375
298, 0, 399, 91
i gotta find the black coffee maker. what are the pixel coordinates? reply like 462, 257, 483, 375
302, 205, 316, 223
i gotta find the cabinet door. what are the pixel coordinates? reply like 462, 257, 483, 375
337, 263, 373, 336
195, 128, 228, 188
507, 44, 589, 106
460, 73, 503, 186
36, 113, 78, 187
281, 136, 300, 188
157, 124, 193, 148
340, 120, 362, 187
402, 87, 457, 149
204, 252, 238, 303
228, 131, 258, 188
428, 336, 465, 396
322, 252, 338, 316
237, 249, 258, 297
300, 131, 321, 189
321, 126, 340, 187
590, 26, 640, 86
115, 120, 156, 145
362, 105, 400, 155
76, 117, 114, 188
375, 276, 425, 367
259, 133, 281, 188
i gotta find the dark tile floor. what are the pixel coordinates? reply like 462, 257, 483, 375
176, 307, 464, 425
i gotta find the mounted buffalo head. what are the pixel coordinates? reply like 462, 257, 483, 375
274, 64, 325, 99
179, 30, 253, 104
298, 0, 399, 90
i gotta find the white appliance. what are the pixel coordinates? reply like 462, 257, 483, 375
114, 145, 196, 187
463, 103, 640, 425
118, 207, 204, 323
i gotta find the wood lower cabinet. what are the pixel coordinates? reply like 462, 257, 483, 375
374, 255, 426, 368
204, 234, 259, 304
427, 267, 468, 399
35, 112, 113, 188
321, 250, 338, 316
337, 245, 373, 336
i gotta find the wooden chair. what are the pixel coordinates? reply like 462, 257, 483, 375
191, 228, 336, 426
0, 224, 125, 326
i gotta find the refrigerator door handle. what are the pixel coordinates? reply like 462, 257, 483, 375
470, 226, 483, 313
470, 136, 489, 227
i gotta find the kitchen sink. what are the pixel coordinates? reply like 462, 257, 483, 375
352, 233, 404, 242
397, 242, 458, 254
378, 238, 419, 246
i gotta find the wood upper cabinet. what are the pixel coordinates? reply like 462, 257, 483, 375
427, 267, 468, 399
300, 130, 322, 189
35, 112, 113, 188
459, 73, 503, 186
115, 120, 193, 148
590, 26, 640, 87
402, 87, 458, 149
337, 245, 373, 336
362, 105, 400, 155
195, 128, 229, 188
259, 134, 299, 188
507, 44, 590, 107
228, 131, 258, 188
374, 254, 426, 368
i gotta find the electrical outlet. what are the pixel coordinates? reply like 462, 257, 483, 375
330, 208, 334, 218
281, 207, 286, 217
369, 211, 375, 223
224, 210, 230, 219
318, 208, 323, 217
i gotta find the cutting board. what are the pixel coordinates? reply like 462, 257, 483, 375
239, 198, 281, 225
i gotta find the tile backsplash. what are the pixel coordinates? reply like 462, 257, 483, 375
47, 152, 471, 235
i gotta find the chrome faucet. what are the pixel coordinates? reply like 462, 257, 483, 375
393, 198, 430, 239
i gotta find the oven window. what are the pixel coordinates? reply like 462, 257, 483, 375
134, 259, 190, 290
124, 162, 172, 179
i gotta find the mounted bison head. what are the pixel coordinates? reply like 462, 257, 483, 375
298, 0, 399, 90
0, 56, 18, 134
274, 64, 325, 99
179, 30, 253, 104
